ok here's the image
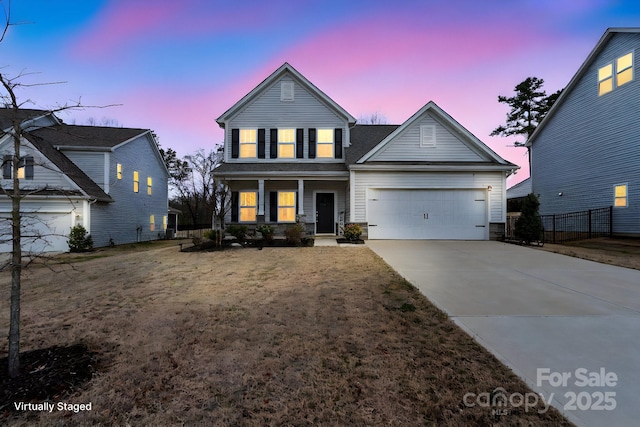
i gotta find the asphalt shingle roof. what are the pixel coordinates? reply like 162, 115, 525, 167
345, 124, 400, 164
29, 124, 147, 149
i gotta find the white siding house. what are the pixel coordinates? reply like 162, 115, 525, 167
214, 64, 517, 240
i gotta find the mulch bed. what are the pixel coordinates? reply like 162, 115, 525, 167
336, 238, 365, 244
0, 344, 96, 417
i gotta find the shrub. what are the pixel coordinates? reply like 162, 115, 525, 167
256, 224, 274, 243
514, 193, 543, 244
341, 223, 362, 241
284, 223, 305, 246
68, 225, 93, 252
203, 229, 222, 241
225, 225, 248, 241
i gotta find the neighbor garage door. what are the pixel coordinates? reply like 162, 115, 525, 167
367, 189, 487, 240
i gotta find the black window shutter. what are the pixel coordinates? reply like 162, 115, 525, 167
270, 129, 278, 159
231, 191, 239, 222
334, 129, 343, 159
308, 128, 316, 159
270, 191, 277, 222
2, 155, 11, 179
296, 128, 304, 158
257, 129, 266, 158
231, 129, 239, 159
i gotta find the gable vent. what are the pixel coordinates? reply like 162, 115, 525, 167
281, 81, 294, 101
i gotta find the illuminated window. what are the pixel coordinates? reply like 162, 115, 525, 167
281, 81, 294, 101
147, 177, 152, 195
133, 171, 139, 192
278, 191, 296, 222
614, 184, 628, 208
240, 129, 257, 158
598, 64, 613, 96
150, 215, 155, 231
278, 129, 295, 158
162, 215, 167, 230
239, 191, 257, 222
117, 163, 122, 179
616, 52, 633, 87
16, 156, 34, 180
599, 52, 634, 96
420, 125, 436, 147
317, 129, 334, 158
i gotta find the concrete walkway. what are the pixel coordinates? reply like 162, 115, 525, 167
367, 240, 640, 427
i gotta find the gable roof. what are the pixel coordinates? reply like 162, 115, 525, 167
0, 108, 57, 130
13, 132, 111, 202
357, 101, 515, 167
346, 125, 400, 164
29, 124, 148, 150
216, 62, 356, 126
527, 27, 640, 147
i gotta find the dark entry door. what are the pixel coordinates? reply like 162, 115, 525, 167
316, 193, 335, 234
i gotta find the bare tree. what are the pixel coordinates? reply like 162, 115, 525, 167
358, 112, 388, 124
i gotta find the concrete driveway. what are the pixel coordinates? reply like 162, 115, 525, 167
367, 240, 640, 427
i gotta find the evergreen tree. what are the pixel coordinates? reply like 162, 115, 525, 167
514, 193, 544, 244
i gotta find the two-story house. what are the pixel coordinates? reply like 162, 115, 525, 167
526, 28, 640, 236
0, 108, 169, 252
214, 63, 517, 240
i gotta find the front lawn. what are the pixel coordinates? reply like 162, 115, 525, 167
1, 243, 572, 426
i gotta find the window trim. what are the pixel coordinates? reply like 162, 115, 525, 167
278, 128, 295, 158
147, 176, 152, 195
117, 163, 122, 180
277, 191, 296, 223
420, 125, 436, 148
281, 81, 294, 101
614, 183, 628, 208
239, 128, 257, 159
616, 52, 633, 87
150, 214, 155, 231
599, 51, 634, 96
316, 129, 334, 158
133, 171, 139, 193
239, 191, 257, 222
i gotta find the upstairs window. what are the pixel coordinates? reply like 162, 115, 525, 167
133, 171, 139, 193
614, 184, 628, 207
599, 52, 633, 96
2, 155, 34, 180
147, 177, 152, 195
281, 81, 294, 101
317, 129, 334, 158
240, 129, 257, 158
420, 125, 436, 148
117, 163, 122, 179
278, 129, 295, 158
239, 191, 257, 222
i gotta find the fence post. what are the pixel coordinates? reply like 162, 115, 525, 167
588, 209, 592, 239
553, 214, 556, 244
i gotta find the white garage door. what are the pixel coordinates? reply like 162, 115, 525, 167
367, 189, 487, 240
0, 212, 71, 253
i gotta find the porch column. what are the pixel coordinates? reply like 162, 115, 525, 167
258, 179, 265, 216
297, 179, 304, 215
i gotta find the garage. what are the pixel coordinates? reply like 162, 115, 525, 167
367, 189, 488, 240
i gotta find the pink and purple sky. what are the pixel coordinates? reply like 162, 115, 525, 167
2, 0, 640, 186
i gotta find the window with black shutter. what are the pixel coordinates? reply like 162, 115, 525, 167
334, 128, 343, 159
296, 128, 304, 158
308, 128, 316, 159
231, 191, 239, 222
231, 129, 239, 158
270, 129, 278, 159
258, 129, 266, 158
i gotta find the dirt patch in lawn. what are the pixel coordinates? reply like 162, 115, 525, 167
0, 242, 572, 426
535, 237, 640, 270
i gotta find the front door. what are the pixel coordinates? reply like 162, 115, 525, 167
316, 193, 335, 234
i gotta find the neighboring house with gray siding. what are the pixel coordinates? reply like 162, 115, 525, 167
0, 109, 169, 252
214, 63, 517, 240
526, 28, 640, 235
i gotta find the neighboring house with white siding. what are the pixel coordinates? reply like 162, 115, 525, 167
214, 63, 517, 240
526, 28, 640, 235
0, 109, 169, 252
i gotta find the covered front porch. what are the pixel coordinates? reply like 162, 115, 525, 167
226, 177, 348, 236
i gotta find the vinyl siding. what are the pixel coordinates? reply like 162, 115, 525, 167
531, 32, 640, 234
90, 134, 168, 247
369, 113, 485, 162
63, 151, 108, 190
352, 171, 505, 223
224, 75, 347, 163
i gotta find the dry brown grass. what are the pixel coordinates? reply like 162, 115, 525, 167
1, 241, 572, 426
537, 237, 640, 270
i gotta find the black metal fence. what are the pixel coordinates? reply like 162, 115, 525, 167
540, 206, 612, 244
506, 206, 612, 244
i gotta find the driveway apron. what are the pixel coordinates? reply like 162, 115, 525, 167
367, 240, 640, 427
